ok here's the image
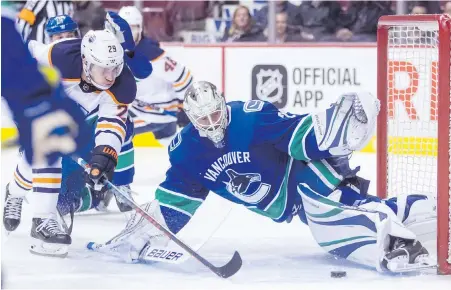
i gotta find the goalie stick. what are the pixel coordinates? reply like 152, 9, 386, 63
131, 99, 179, 117
87, 202, 233, 265
73, 156, 242, 278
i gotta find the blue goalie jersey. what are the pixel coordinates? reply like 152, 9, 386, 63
155, 100, 358, 234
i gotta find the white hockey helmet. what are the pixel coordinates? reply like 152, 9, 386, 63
81, 30, 124, 90
183, 81, 228, 148
118, 6, 143, 42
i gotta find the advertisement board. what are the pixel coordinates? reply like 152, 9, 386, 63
2, 43, 440, 151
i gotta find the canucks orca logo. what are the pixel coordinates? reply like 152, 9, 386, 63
225, 169, 260, 195
223, 169, 271, 204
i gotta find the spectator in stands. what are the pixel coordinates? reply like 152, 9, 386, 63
296, 1, 344, 41
254, 0, 301, 28
73, 1, 106, 37
410, 2, 428, 14
222, 5, 265, 42
395, 2, 436, 45
444, 1, 451, 16
410, 2, 438, 44
335, 1, 393, 42
408, 1, 441, 14
267, 11, 303, 42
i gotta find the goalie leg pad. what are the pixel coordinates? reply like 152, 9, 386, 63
312, 92, 380, 154
87, 201, 170, 263
389, 194, 437, 243
298, 183, 417, 272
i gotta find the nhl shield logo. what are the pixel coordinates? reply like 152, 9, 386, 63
252, 65, 287, 108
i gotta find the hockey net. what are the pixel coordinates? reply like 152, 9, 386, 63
377, 14, 451, 275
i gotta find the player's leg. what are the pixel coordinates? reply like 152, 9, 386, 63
98, 116, 135, 212
29, 160, 71, 257
298, 183, 431, 272
130, 100, 179, 146
3, 151, 32, 232
293, 156, 434, 271
298, 156, 436, 241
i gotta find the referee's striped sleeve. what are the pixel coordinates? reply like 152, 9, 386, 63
16, 0, 48, 41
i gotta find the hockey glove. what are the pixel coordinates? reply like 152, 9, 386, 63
124, 52, 153, 79
16, 83, 90, 166
85, 145, 118, 192
105, 11, 135, 51
176, 109, 190, 127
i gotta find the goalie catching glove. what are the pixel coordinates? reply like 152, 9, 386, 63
85, 145, 118, 192
312, 91, 380, 155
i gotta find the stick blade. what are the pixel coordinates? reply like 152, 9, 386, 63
214, 251, 242, 278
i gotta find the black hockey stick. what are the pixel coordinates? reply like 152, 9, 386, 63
73, 156, 242, 278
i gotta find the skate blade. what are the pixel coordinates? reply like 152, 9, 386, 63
29, 238, 69, 258
387, 256, 436, 273
2, 227, 12, 240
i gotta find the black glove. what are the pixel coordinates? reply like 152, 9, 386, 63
176, 109, 190, 127
85, 145, 118, 192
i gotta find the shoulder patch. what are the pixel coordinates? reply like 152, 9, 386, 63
244, 100, 264, 112
135, 37, 165, 61
169, 131, 182, 152
50, 39, 82, 80
107, 66, 137, 104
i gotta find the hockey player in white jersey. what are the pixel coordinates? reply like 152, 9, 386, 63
2, 21, 140, 257
91, 81, 436, 273
118, 6, 194, 145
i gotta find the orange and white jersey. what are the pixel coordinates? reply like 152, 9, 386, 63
130, 37, 193, 125
29, 38, 137, 154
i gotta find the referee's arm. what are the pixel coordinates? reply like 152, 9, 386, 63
16, 0, 48, 41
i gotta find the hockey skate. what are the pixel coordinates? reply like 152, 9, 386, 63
30, 217, 72, 258
381, 237, 434, 272
3, 183, 25, 232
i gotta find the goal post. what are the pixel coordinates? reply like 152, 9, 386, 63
376, 14, 451, 275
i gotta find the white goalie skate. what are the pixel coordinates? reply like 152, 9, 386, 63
312, 92, 380, 155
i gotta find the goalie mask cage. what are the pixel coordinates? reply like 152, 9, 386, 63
377, 14, 451, 275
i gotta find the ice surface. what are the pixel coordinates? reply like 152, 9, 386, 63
1, 148, 450, 289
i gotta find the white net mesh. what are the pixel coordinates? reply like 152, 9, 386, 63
385, 22, 451, 269
387, 25, 439, 197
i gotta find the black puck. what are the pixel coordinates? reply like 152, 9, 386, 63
331, 270, 347, 278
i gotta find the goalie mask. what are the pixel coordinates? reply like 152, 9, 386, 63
81, 30, 124, 90
183, 81, 228, 148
